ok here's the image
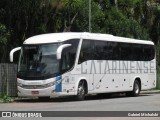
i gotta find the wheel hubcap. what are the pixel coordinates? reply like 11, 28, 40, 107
78, 86, 84, 96
135, 83, 139, 94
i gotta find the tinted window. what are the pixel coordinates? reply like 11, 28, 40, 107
119, 42, 131, 60
142, 44, 155, 61
111, 42, 120, 60
78, 40, 93, 64
94, 41, 108, 60
78, 39, 155, 63
61, 39, 79, 73
94, 41, 120, 60
132, 44, 155, 61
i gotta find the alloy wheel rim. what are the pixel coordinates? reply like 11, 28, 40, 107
135, 83, 139, 94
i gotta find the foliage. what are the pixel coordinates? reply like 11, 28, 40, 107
0, 23, 9, 45
0, 0, 158, 47
103, 7, 149, 39
0, 95, 14, 103
0, 23, 10, 62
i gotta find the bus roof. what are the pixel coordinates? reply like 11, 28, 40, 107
23, 32, 154, 45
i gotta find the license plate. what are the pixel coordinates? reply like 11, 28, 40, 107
31, 91, 39, 94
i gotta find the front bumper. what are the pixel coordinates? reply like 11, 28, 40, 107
18, 86, 59, 97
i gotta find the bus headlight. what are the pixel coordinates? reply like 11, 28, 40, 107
43, 80, 61, 88
43, 81, 56, 88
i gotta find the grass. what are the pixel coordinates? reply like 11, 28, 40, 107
0, 95, 14, 103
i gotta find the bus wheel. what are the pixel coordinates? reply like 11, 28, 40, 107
132, 80, 141, 96
127, 80, 140, 97
76, 81, 85, 101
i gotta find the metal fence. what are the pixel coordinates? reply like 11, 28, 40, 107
0, 63, 17, 97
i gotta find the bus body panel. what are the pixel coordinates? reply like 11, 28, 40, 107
14, 32, 156, 98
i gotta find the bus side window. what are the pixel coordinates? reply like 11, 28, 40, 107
94, 40, 108, 60
144, 45, 155, 61
61, 39, 79, 73
61, 47, 71, 71
120, 42, 132, 60
112, 42, 120, 60
78, 40, 93, 64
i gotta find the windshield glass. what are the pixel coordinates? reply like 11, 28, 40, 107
18, 43, 60, 80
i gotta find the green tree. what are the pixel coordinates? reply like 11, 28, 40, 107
149, 6, 160, 44
0, 23, 10, 62
0, 23, 8, 45
0, 0, 160, 63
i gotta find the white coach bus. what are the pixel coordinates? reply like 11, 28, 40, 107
10, 32, 156, 100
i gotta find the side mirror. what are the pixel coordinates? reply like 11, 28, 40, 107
56, 44, 71, 60
10, 47, 21, 62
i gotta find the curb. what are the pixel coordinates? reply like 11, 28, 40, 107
140, 90, 160, 94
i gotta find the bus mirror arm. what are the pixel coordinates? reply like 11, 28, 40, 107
10, 47, 21, 62
57, 44, 72, 60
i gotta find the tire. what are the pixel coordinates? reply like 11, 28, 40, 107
126, 80, 140, 97
76, 81, 86, 101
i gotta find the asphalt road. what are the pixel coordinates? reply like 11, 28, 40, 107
0, 93, 160, 120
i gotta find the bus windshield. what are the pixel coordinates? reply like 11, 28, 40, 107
18, 43, 60, 80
